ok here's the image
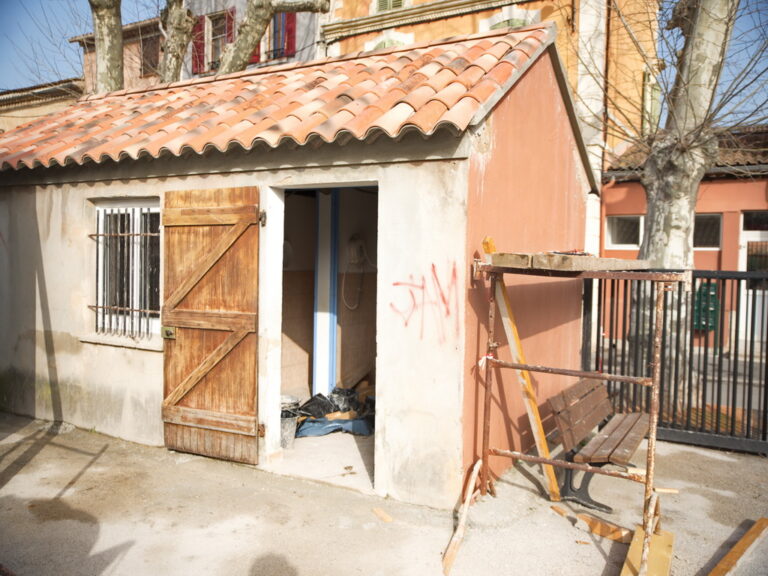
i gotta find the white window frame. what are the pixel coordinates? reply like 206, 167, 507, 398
605, 213, 723, 250
207, 11, 229, 70
93, 199, 161, 339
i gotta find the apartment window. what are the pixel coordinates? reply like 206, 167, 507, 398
693, 214, 721, 248
249, 13, 296, 64
606, 216, 642, 248
377, 0, 403, 12
92, 202, 160, 338
210, 13, 228, 67
140, 34, 160, 77
192, 9, 235, 74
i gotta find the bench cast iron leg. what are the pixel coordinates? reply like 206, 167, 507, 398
559, 452, 612, 514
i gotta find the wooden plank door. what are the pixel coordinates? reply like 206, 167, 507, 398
162, 187, 260, 464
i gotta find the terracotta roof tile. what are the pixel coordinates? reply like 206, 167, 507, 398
607, 125, 768, 175
466, 78, 501, 104
0, 24, 556, 171
399, 84, 437, 110
440, 97, 482, 132
454, 65, 487, 89
431, 82, 468, 110
405, 100, 450, 134
487, 61, 517, 86
425, 68, 458, 94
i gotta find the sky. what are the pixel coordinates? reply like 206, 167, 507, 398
0, 0, 158, 91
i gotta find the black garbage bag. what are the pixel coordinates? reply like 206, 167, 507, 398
329, 387, 359, 413
298, 394, 335, 419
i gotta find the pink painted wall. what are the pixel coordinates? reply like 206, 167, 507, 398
602, 178, 768, 271
463, 51, 589, 479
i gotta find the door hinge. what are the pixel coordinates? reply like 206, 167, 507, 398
258, 424, 265, 438
161, 326, 177, 339
259, 210, 267, 227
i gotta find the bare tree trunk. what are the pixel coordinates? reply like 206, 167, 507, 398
88, 0, 123, 93
218, 0, 330, 75
158, 0, 195, 83
639, 0, 739, 268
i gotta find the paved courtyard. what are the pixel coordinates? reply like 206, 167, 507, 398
1, 412, 766, 575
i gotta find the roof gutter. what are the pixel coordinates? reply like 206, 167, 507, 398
604, 164, 768, 183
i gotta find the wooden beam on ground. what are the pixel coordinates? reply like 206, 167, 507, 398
575, 513, 634, 544
620, 526, 674, 576
551, 505, 634, 544
708, 518, 768, 576
442, 460, 482, 575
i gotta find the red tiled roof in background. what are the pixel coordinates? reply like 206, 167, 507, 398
607, 125, 768, 175
0, 24, 555, 171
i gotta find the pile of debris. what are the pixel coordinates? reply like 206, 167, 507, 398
287, 380, 375, 438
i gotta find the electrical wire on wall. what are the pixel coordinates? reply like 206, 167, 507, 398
341, 233, 375, 311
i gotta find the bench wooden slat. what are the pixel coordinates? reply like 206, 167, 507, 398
549, 378, 602, 413
561, 397, 613, 452
573, 412, 627, 462
579, 413, 644, 463
610, 414, 650, 465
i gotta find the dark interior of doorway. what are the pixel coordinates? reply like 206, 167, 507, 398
277, 186, 378, 492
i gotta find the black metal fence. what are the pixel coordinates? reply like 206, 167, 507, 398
585, 270, 768, 454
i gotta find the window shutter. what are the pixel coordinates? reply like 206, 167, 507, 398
377, 0, 389, 11
285, 13, 296, 57
392, 0, 403, 8
249, 42, 261, 64
192, 15, 205, 74
226, 7, 236, 43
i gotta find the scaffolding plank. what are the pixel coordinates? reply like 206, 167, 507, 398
621, 526, 674, 576
488, 252, 651, 272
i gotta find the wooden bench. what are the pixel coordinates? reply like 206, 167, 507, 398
549, 378, 650, 512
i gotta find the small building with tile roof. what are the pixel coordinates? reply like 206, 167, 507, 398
0, 23, 597, 508
601, 126, 768, 273
0, 78, 83, 133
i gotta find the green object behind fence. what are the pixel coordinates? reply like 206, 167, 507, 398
693, 283, 719, 332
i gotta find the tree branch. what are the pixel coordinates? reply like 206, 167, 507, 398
270, 0, 331, 12
88, 0, 123, 93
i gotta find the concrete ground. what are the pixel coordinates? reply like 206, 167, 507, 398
1, 412, 766, 576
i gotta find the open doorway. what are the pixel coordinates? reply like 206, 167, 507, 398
269, 186, 378, 493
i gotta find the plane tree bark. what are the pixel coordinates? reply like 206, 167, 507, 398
158, 0, 195, 83
638, 0, 740, 268
218, 0, 330, 75
88, 0, 123, 93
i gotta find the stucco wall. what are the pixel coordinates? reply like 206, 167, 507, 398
463, 52, 590, 480
0, 134, 469, 508
0, 184, 164, 445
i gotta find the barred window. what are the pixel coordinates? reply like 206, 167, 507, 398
92, 202, 160, 338
693, 214, 721, 248
606, 215, 642, 248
